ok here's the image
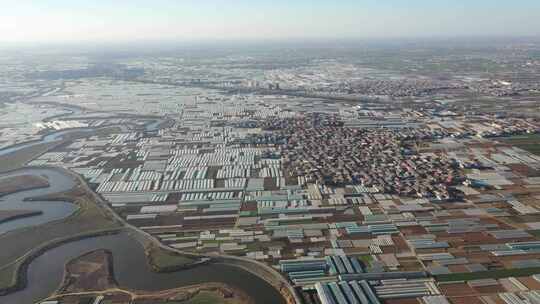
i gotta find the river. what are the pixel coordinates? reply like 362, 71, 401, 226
0, 128, 103, 157
0, 231, 286, 304
0, 168, 286, 304
0, 168, 78, 235
0, 118, 165, 158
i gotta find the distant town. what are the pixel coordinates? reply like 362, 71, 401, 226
2, 40, 540, 304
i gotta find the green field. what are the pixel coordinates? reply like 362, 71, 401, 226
182, 292, 227, 304
146, 245, 196, 272
528, 230, 540, 238
354, 254, 374, 267
501, 133, 540, 156
436, 266, 540, 282
180, 291, 244, 304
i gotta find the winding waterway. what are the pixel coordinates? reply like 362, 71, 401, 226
0, 169, 78, 234
0, 128, 100, 157
0, 168, 286, 304
0, 118, 164, 158
1, 231, 286, 304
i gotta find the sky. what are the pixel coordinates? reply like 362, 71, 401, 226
1, 0, 540, 45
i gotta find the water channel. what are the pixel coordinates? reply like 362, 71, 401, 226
0, 168, 78, 235
0, 168, 286, 304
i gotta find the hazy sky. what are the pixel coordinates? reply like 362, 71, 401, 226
1, 0, 540, 44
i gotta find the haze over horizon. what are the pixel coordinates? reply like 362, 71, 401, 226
1, 0, 540, 46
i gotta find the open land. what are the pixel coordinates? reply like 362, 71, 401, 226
501, 133, 540, 156
47, 249, 253, 304
0, 175, 49, 197
145, 244, 197, 272
0, 141, 63, 173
